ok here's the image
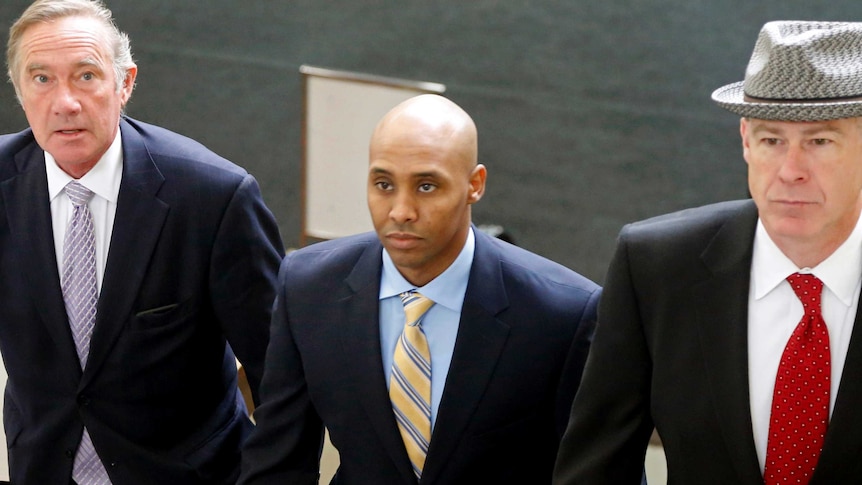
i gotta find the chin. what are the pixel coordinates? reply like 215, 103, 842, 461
768, 221, 819, 240
386, 250, 414, 265
387, 251, 424, 270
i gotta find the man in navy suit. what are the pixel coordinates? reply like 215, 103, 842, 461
239, 94, 601, 484
0, 0, 284, 482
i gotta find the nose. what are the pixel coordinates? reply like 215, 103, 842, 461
777, 143, 808, 183
389, 192, 417, 224
52, 82, 82, 116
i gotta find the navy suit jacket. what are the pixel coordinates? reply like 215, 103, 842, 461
239, 229, 601, 484
554, 200, 862, 484
0, 117, 284, 483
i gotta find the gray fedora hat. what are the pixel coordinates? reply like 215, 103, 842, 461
712, 21, 862, 122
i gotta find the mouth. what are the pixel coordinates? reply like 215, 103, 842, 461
771, 199, 819, 211
774, 199, 814, 206
385, 232, 421, 249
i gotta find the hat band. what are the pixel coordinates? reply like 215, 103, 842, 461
743, 93, 862, 104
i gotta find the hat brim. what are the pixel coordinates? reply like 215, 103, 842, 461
711, 81, 862, 122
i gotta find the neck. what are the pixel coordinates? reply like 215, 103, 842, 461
780, 241, 842, 269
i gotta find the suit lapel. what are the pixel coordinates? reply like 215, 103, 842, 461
340, 240, 417, 483
1, 143, 81, 376
694, 201, 764, 483
811, 290, 862, 483
82, 120, 167, 385
421, 231, 510, 484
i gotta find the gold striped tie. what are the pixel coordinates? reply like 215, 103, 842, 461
390, 290, 435, 479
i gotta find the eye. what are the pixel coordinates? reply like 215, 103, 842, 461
811, 138, 831, 146
34, 74, 49, 83
81, 72, 94, 81
374, 181, 392, 191
763, 138, 780, 146
418, 183, 436, 193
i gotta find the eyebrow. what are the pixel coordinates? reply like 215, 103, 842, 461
751, 123, 844, 137
26, 57, 100, 73
369, 166, 443, 179
801, 125, 844, 136
77, 57, 100, 68
25, 62, 45, 73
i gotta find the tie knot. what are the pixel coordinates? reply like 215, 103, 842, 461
65, 181, 94, 207
786, 272, 823, 310
399, 291, 435, 327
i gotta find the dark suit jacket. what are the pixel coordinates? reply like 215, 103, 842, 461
239, 229, 601, 484
0, 117, 284, 483
554, 199, 862, 484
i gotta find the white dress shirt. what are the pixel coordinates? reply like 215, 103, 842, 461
46, 130, 123, 293
748, 217, 862, 472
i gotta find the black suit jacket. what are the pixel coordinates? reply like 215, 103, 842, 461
0, 118, 284, 483
554, 199, 862, 484
239, 229, 601, 484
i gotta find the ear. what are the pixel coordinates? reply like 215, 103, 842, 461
120, 65, 138, 106
739, 117, 751, 165
467, 164, 487, 204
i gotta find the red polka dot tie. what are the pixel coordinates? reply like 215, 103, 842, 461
763, 273, 830, 484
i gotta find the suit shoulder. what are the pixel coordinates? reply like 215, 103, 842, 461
122, 117, 248, 179
0, 129, 35, 152
280, 232, 379, 283
475, 234, 599, 336
486, 234, 599, 295
611, 200, 757, 273
622, 200, 755, 244
0, 129, 37, 179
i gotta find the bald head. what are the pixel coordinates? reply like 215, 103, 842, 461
370, 94, 478, 175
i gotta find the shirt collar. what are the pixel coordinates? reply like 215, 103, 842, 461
46, 128, 123, 203
380, 227, 475, 313
752, 216, 862, 305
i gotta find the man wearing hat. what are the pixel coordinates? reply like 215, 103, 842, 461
553, 21, 862, 484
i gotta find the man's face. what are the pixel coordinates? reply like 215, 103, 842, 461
368, 129, 484, 287
16, 15, 135, 178
742, 117, 862, 254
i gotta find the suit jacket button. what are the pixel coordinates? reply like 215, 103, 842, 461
65, 449, 74, 458
77, 395, 90, 406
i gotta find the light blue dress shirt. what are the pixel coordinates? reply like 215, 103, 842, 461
379, 228, 475, 429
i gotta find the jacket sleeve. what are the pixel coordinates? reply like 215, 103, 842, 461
238, 255, 326, 485
209, 173, 285, 404
553, 227, 655, 484
554, 285, 601, 438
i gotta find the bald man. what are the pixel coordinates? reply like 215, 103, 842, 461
239, 95, 600, 484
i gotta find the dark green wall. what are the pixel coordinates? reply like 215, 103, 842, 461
1, 1, 860, 282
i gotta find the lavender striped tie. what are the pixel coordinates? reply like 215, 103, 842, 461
61, 181, 110, 484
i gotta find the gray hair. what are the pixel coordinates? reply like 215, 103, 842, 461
6, 0, 135, 101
